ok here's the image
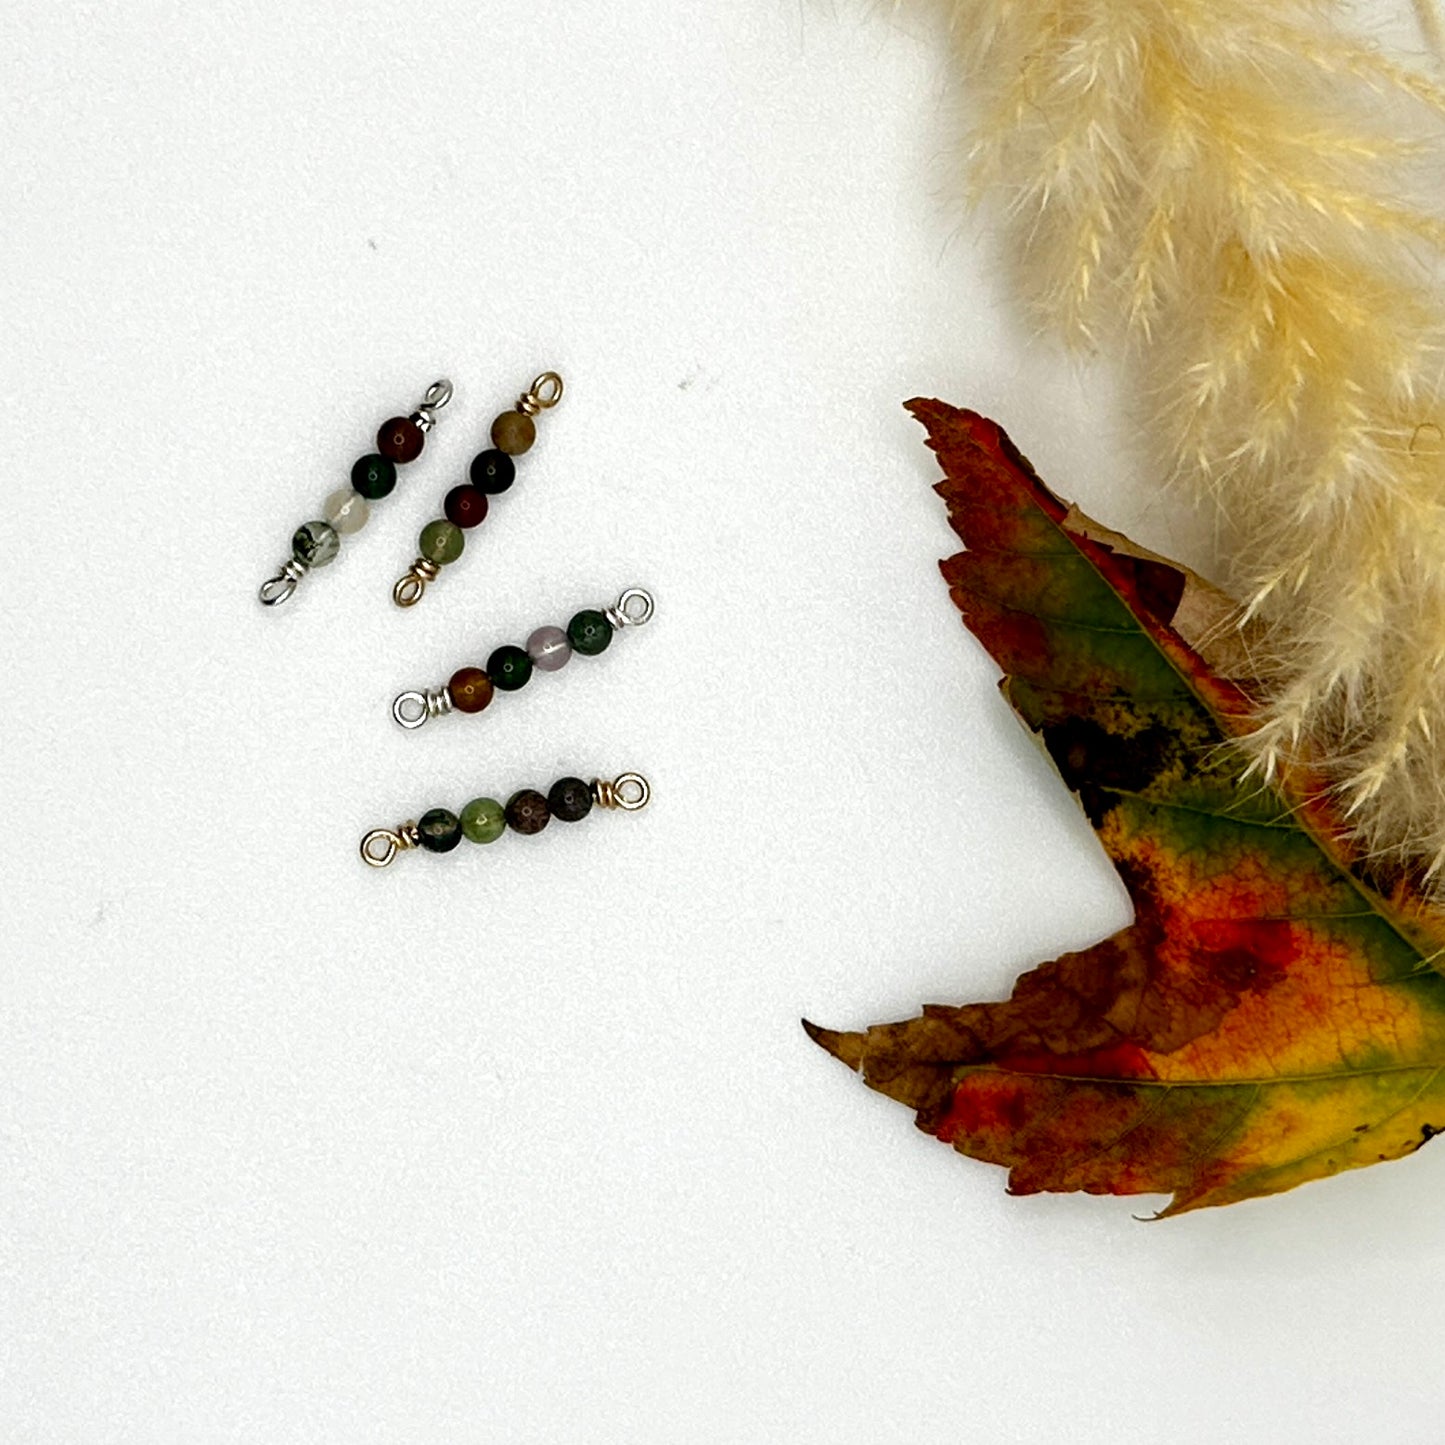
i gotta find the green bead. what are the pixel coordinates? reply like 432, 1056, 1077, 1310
486, 644, 533, 691
351, 453, 397, 500
419, 518, 465, 565
567, 609, 613, 656
460, 796, 506, 844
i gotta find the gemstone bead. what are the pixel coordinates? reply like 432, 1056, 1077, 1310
490, 410, 536, 456
323, 488, 369, 535
567, 609, 613, 656
292, 520, 340, 568
351, 453, 397, 500
417, 807, 462, 853
443, 484, 489, 529
378, 416, 424, 463
449, 666, 494, 714
526, 625, 572, 672
469, 448, 515, 495
505, 789, 550, 835
548, 776, 593, 823
487, 645, 533, 691
419, 519, 465, 565
460, 797, 506, 844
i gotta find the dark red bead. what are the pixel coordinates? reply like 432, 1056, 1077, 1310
377, 416, 424, 464
444, 484, 489, 529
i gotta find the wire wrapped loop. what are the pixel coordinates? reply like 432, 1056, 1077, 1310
360, 821, 420, 868
412, 378, 454, 432
604, 587, 655, 630
516, 371, 564, 416
392, 685, 454, 730
258, 556, 310, 607
393, 557, 441, 608
593, 772, 650, 811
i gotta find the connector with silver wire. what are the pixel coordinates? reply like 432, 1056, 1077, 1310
258, 377, 454, 608
391, 586, 655, 730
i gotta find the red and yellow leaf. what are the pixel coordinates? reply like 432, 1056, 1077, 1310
806, 401, 1445, 1214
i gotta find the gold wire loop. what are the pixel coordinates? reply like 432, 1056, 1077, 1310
360, 822, 419, 868
393, 557, 441, 608
593, 773, 651, 811
517, 371, 564, 415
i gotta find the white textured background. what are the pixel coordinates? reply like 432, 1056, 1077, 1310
3, 2, 1443, 1441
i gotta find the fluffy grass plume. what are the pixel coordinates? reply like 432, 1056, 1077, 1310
920, 0, 1445, 885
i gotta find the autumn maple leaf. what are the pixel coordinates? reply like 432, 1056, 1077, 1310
806, 401, 1445, 1214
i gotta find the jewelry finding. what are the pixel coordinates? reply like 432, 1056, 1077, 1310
392, 371, 564, 607
391, 586, 655, 729
360, 771, 651, 868
259, 378, 453, 607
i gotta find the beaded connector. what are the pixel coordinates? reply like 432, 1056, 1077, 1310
360, 772, 650, 868
259, 379, 453, 607
391, 587, 654, 729
392, 370, 564, 607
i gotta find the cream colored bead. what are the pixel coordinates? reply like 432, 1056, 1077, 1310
323, 487, 370, 535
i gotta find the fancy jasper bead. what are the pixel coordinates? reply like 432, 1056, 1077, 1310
548, 776, 593, 823
486, 645, 533, 691
505, 789, 550, 835
490, 410, 536, 456
448, 666, 494, 714
526, 625, 572, 672
417, 808, 463, 853
351, 453, 397, 500
567, 609, 613, 656
292, 520, 340, 568
443, 484, 489, 529
377, 415, 425, 463
460, 797, 506, 844
419, 519, 465, 565
469, 448, 515, 495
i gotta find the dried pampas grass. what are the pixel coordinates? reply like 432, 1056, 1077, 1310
919, 0, 1445, 886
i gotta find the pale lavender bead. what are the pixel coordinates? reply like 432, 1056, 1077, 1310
527, 624, 572, 672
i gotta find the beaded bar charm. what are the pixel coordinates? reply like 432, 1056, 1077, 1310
360, 771, 650, 868
259, 379, 454, 607
392, 370, 564, 607
390, 586, 655, 729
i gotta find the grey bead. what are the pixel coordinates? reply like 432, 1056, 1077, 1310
526, 624, 572, 672
292, 520, 340, 568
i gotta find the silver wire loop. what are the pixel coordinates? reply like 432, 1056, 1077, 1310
604, 587, 655, 630
516, 371, 564, 416
593, 772, 651, 811
392, 685, 454, 730
412, 378, 454, 432
393, 556, 441, 607
360, 821, 420, 868
258, 557, 310, 607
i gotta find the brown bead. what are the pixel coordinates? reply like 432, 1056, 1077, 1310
377, 415, 424, 463
444, 484, 489, 529
490, 409, 536, 456
505, 788, 550, 835
449, 666, 494, 714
